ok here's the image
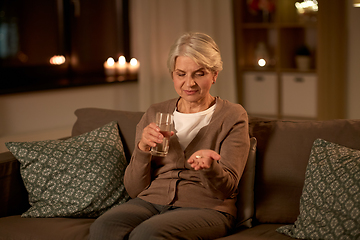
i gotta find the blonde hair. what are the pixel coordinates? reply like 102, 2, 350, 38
167, 32, 223, 74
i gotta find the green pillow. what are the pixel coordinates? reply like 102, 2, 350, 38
6, 121, 130, 218
277, 139, 360, 239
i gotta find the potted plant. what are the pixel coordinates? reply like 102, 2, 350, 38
295, 45, 311, 71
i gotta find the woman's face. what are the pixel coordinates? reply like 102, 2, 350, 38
172, 56, 218, 105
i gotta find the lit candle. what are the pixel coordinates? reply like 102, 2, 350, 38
128, 58, 140, 75
258, 58, 266, 67
255, 42, 269, 68
104, 57, 116, 76
50, 55, 66, 65
116, 56, 127, 75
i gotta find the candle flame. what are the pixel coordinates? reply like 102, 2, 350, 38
50, 55, 65, 65
107, 57, 115, 66
118, 56, 126, 65
130, 58, 138, 66
258, 59, 266, 67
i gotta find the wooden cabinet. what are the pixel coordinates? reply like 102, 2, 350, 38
233, 0, 347, 120
281, 73, 317, 118
243, 72, 277, 116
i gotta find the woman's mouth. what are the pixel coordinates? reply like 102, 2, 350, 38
183, 90, 198, 95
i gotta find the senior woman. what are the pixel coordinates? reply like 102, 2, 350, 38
89, 32, 250, 240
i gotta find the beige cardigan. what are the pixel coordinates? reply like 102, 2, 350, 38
124, 97, 250, 217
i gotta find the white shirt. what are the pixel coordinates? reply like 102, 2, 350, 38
173, 103, 216, 150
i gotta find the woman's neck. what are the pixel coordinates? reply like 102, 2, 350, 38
177, 96, 216, 113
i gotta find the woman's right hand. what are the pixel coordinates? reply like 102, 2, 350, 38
138, 122, 164, 152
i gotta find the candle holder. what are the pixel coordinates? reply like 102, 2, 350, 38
103, 57, 116, 76
116, 56, 127, 75
104, 56, 139, 81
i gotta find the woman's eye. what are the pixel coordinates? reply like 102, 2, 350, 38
195, 72, 205, 77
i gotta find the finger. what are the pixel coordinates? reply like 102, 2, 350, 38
208, 152, 221, 161
140, 128, 162, 150
144, 127, 163, 143
192, 164, 200, 171
152, 133, 164, 143
148, 122, 160, 130
140, 134, 154, 148
139, 137, 156, 150
201, 161, 211, 169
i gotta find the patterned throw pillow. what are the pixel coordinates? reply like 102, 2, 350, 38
6, 121, 130, 218
277, 139, 360, 239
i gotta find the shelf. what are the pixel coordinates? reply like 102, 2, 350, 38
241, 67, 277, 72
0, 73, 138, 95
278, 22, 317, 29
279, 68, 316, 73
242, 22, 317, 29
242, 67, 316, 74
233, 0, 347, 120
233, 0, 319, 119
242, 23, 276, 29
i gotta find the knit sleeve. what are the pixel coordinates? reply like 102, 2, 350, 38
123, 111, 153, 198
199, 107, 250, 200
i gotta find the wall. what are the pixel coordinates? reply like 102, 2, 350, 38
0, 82, 138, 152
131, 0, 237, 111
347, 0, 360, 119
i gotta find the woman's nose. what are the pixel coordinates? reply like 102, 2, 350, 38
185, 76, 196, 87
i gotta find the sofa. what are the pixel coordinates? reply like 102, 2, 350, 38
1, 107, 359, 240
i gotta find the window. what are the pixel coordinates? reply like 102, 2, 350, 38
0, 0, 130, 94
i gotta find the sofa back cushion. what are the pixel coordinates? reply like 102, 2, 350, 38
72, 108, 144, 161
249, 118, 360, 224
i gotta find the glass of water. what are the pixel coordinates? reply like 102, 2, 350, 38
150, 112, 173, 157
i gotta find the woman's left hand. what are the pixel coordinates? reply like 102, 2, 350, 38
188, 150, 221, 171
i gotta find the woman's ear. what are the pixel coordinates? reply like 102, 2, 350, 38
212, 71, 219, 84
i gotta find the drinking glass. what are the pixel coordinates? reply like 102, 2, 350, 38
150, 112, 173, 157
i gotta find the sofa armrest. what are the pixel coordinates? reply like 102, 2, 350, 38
0, 151, 30, 217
